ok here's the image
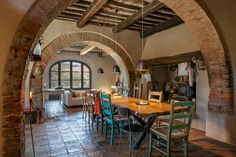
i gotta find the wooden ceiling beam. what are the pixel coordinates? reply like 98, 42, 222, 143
158, 9, 176, 16
73, 1, 90, 8
144, 51, 202, 66
150, 12, 172, 19
107, 1, 140, 12
97, 11, 127, 20
93, 15, 122, 23
56, 17, 78, 22
89, 18, 118, 26
60, 12, 80, 19
80, 45, 96, 55
112, 0, 164, 32
144, 16, 165, 23
77, 0, 109, 28
140, 16, 184, 38
67, 6, 86, 12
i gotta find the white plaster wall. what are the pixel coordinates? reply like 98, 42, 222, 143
141, 24, 200, 60
43, 51, 117, 94
192, 70, 209, 131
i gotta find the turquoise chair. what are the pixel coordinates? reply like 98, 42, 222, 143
148, 101, 195, 157
100, 92, 128, 145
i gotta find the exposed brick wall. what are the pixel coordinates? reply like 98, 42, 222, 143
1, 0, 234, 156
160, 0, 234, 113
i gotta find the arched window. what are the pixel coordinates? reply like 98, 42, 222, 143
49, 60, 91, 89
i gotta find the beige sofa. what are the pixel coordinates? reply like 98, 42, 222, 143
63, 90, 83, 107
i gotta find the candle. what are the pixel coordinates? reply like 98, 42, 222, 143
29, 91, 33, 101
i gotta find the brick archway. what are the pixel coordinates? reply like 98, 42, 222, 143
1, 0, 234, 156
36, 31, 135, 75
160, 0, 234, 113
30, 32, 135, 109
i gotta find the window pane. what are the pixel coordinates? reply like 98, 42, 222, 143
51, 81, 59, 88
73, 81, 82, 88
51, 64, 58, 71
73, 62, 81, 71
61, 71, 70, 80
83, 80, 90, 88
51, 72, 58, 80
72, 71, 81, 80
83, 65, 89, 72
83, 72, 90, 80
61, 62, 70, 71
61, 81, 70, 88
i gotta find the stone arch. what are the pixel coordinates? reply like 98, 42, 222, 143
1, 0, 234, 155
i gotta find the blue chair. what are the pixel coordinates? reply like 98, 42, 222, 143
100, 92, 128, 145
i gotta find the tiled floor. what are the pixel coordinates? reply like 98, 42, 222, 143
24, 101, 236, 157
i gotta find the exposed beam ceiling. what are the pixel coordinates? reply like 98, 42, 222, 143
112, 0, 164, 32
77, 0, 109, 28
141, 16, 184, 38
80, 45, 96, 55
57, 0, 183, 37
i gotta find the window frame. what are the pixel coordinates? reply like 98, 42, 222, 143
49, 60, 92, 90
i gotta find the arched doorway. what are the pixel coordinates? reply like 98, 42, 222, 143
1, 0, 234, 155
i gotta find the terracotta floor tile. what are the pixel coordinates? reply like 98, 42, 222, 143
24, 100, 236, 157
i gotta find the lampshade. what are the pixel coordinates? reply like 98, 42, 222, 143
112, 65, 120, 73
98, 68, 104, 74
137, 60, 148, 72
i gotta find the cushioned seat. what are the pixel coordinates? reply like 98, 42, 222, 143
63, 91, 83, 107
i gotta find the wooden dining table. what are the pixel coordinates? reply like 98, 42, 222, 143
111, 96, 185, 149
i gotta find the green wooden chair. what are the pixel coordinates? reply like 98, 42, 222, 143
100, 92, 128, 145
148, 101, 195, 157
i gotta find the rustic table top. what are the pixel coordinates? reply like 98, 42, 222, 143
111, 96, 184, 116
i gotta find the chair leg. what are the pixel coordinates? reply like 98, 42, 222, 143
82, 105, 85, 118
88, 110, 90, 124
96, 115, 99, 131
167, 140, 171, 157
111, 125, 115, 145
183, 139, 188, 157
119, 130, 122, 155
128, 132, 132, 157
148, 133, 152, 157
92, 114, 95, 128
104, 121, 107, 140
101, 115, 104, 135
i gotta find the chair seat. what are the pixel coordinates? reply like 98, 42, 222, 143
151, 126, 187, 139
105, 115, 129, 122
114, 115, 129, 122
159, 118, 184, 126
121, 123, 144, 133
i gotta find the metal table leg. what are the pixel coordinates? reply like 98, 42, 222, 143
131, 114, 158, 149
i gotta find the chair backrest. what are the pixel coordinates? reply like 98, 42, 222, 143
86, 93, 94, 110
81, 92, 88, 105
133, 83, 143, 98
100, 92, 114, 124
148, 90, 163, 102
168, 101, 196, 139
